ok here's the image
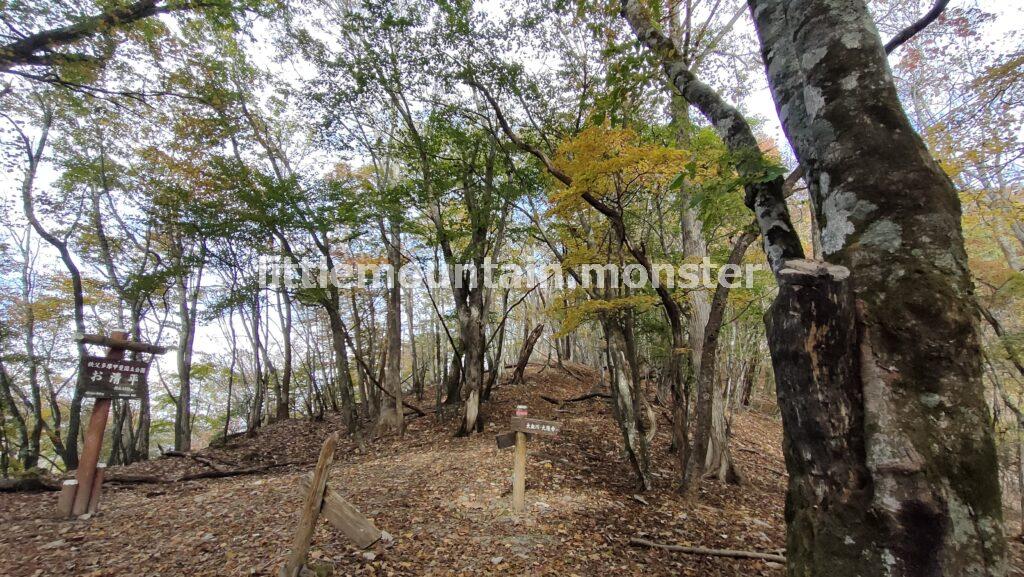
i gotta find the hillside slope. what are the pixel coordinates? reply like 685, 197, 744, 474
1, 365, 1020, 576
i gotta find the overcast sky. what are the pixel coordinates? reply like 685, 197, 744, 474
1, 0, 1021, 368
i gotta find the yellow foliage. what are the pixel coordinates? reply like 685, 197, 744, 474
550, 126, 691, 218
555, 294, 658, 336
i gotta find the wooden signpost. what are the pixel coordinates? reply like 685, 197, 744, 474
495, 405, 560, 513
58, 330, 169, 518
282, 435, 387, 577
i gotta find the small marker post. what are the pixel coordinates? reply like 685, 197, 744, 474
87, 464, 106, 514
57, 480, 77, 518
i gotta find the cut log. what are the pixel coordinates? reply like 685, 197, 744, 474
629, 537, 786, 563
298, 475, 383, 549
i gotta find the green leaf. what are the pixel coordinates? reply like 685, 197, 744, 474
669, 172, 686, 190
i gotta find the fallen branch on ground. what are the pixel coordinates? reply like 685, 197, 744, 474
0, 475, 61, 492
629, 537, 786, 563
557, 363, 586, 382
540, 391, 612, 405
159, 449, 229, 472
105, 459, 310, 485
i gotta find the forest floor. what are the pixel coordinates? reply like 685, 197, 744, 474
2, 363, 1022, 576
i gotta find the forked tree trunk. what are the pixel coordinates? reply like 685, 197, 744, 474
603, 318, 653, 491
749, 1, 1006, 574
681, 230, 757, 487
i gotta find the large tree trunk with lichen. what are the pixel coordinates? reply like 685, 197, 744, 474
749, 1, 1006, 574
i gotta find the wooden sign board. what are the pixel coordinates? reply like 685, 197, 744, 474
78, 355, 148, 399
510, 417, 560, 437
495, 431, 517, 449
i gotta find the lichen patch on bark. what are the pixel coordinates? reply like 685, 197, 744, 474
860, 219, 903, 252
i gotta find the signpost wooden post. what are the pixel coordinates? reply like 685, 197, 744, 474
70, 330, 127, 516
512, 428, 527, 513
495, 405, 560, 513
61, 330, 169, 518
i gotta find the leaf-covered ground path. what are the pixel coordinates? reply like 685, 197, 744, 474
2, 364, 1022, 576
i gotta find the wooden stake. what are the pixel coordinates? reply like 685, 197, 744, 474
512, 431, 526, 513
298, 475, 383, 549
87, 464, 106, 514
71, 330, 128, 516
57, 480, 77, 517
281, 433, 338, 577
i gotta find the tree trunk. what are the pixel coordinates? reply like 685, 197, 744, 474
405, 276, 422, 401
174, 252, 203, 451
738, 357, 757, 408
325, 304, 358, 434
457, 292, 486, 435
20, 237, 42, 470
0, 359, 29, 470
688, 231, 756, 486
129, 312, 149, 462
249, 297, 264, 432
175, 277, 194, 451
350, 289, 372, 420
750, 1, 1006, 573
276, 285, 292, 421
444, 350, 462, 407
511, 324, 544, 385
379, 219, 404, 435
19, 108, 87, 469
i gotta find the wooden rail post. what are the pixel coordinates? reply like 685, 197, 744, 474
71, 329, 128, 516
281, 433, 338, 577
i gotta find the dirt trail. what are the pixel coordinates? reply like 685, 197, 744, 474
1, 364, 1020, 576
